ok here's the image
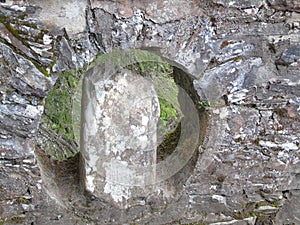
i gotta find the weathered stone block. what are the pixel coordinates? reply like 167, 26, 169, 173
80, 65, 159, 208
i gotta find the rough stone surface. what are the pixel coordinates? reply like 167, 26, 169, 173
81, 67, 159, 208
0, 0, 299, 224
29, 0, 88, 36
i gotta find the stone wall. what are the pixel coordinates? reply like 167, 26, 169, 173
0, 0, 299, 224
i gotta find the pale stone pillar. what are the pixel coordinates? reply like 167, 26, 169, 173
80, 67, 160, 208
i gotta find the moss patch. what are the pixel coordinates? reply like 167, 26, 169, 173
158, 97, 178, 126
40, 68, 84, 160
125, 58, 180, 130
43, 69, 82, 141
125, 55, 183, 161
42, 51, 180, 160
256, 200, 280, 208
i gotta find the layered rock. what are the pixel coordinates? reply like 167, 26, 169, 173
0, 0, 299, 224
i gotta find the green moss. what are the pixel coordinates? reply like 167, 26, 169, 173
41, 69, 83, 160
198, 100, 211, 109
124, 56, 185, 162
34, 62, 50, 77
0, 13, 37, 30
4, 23, 20, 38
49, 60, 57, 71
6, 89, 14, 95
17, 197, 26, 203
125, 55, 180, 129
43, 51, 177, 160
256, 201, 268, 207
41, 52, 104, 160
158, 97, 178, 126
126, 60, 173, 79
256, 200, 280, 208
56, 152, 63, 161
93, 49, 169, 72
235, 137, 243, 142
3, 21, 30, 49
44, 69, 82, 142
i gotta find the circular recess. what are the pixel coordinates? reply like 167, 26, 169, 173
73, 49, 203, 186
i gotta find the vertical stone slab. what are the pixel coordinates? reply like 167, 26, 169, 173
80, 68, 160, 208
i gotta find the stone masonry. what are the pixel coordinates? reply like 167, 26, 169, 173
0, 0, 299, 224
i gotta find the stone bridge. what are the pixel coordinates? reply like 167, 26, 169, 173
0, 0, 299, 224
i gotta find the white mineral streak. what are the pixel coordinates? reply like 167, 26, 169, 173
219, 108, 229, 119
81, 71, 159, 208
43, 34, 52, 45
212, 195, 227, 205
260, 140, 299, 151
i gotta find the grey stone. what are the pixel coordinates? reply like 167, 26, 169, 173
81, 67, 160, 208
0, 42, 54, 97
0, 42, 54, 138
0, 0, 299, 224
280, 46, 300, 64
275, 190, 300, 225
254, 205, 278, 214
268, 0, 300, 12
29, 0, 88, 36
